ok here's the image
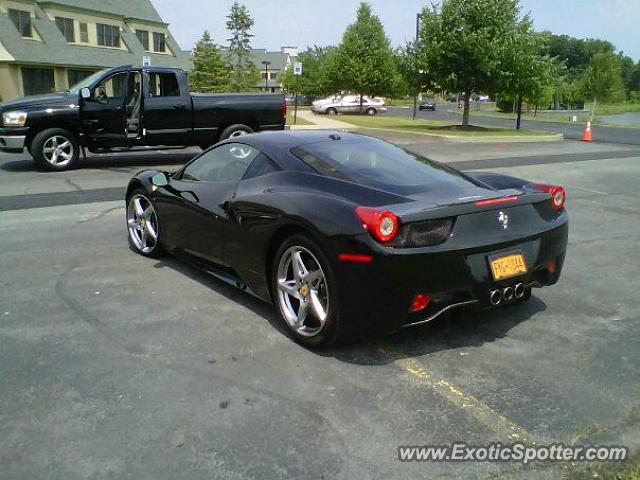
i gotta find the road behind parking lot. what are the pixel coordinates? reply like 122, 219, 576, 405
1, 140, 639, 479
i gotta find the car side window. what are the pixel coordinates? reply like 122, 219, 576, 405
148, 72, 181, 97
92, 72, 127, 103
243, 153, 279, 180
181, 143, 259, 183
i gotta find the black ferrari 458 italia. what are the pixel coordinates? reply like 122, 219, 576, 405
125, 131, 568, 346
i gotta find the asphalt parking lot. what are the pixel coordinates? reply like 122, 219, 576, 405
1, 136, 639, 479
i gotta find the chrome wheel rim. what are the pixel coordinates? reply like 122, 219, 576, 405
229, 129, 248, 138
127, 194, 159, 254
43, 135, 74, 167
276, 246, 329, 337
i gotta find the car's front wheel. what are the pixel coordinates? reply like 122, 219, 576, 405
272, 235, 342, 347
325, 107, 337, 115
31, 128, 80, 171
126, 190, 164, 258
365, 107, 377, 116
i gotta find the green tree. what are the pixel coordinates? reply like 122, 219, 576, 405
415, 0, 526, 126
630, 61, 640, 93
499, 17, 554, 129
226, 1, 259, 91
189, 31, 230, 93
617, 53, 636, 98
326, 2, 398, 111
582, 52, 625, 119
281, 46, 338, 99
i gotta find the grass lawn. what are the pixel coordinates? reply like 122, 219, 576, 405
337, 114, 550, 136
286, 111, 313, 126
454, 101, 640, 127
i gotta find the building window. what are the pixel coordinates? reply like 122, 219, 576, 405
152, 32, 165, 52
68, 70, 94, 88
22, 68, 55, 96
97, 23, 120, 47
55, 17, 75, 42
136, 30, 149, 50
261, 72, 267, 80
79, 22, 89, 43
269, 72, 277, 80
8, 9, 32, 38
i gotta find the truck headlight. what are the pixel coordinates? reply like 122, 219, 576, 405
2, 111, 28, 126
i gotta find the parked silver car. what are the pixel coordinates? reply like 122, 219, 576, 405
311, 94, 387, 115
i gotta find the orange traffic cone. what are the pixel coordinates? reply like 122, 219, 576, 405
581, 121, 592, 142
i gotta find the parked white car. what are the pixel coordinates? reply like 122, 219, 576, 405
311, 94, 387, 115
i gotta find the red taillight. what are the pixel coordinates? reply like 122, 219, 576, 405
547, 259, 557, 274
474, 195, 519, 207
355, 207, 399, 243
410, 293, 431, 312
531, 183, 566, 211
281, 99, 287, 119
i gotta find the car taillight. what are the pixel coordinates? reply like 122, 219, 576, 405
410, 293, 431, 313
356, 206, 399, 243
531, 183, 566, 211
281, 99, 287, 119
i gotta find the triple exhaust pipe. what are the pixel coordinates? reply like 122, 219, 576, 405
490, 283, 525, 305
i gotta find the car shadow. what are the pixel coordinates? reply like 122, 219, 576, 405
322, 297, 547, 366
0, 150, 197, 173
150, 255, 291, 339
151, 252, 548, 363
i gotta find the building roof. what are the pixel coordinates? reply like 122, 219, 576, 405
249, 49, 291, 70
36, 0, 164, 24
0, 1, 190, 71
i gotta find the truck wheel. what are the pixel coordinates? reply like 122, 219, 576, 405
220, 124, 254, 140
31, 128, 80, 171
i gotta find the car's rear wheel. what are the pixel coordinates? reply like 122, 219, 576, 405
220, 124, 254, 140
365, 107, 377, 116
31, 128, 79, 171
272, 235, 342, 347
126, 190, 164, 258
325, 107, 337, 115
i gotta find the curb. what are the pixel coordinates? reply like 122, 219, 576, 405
345, 126, 564, 143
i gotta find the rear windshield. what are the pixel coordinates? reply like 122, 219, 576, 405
291, 138, 477, 195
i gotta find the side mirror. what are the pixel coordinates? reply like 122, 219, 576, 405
151, 172, 170, 188
80, 87, 91, 100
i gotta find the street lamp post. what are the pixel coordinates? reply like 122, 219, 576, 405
261, 60, 271, 91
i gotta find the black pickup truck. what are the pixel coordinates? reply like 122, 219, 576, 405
0, 65, 286, 171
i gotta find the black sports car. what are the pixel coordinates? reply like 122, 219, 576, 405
125, 131, 568, 346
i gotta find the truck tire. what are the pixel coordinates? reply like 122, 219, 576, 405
31, 128, 80, 171
220, 124, 254, 140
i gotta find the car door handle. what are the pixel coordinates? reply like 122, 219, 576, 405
173, 104, 187, 109
115, 106, 123, 111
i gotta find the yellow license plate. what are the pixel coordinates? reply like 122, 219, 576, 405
490, 254, 527, 281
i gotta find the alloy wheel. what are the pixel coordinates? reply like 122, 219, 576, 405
42, 135, 74, 167
276, 246, 329, 337
127, 194, 159, 254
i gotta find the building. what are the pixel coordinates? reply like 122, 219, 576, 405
251, 46, 298, 93
0, 0, 191, 101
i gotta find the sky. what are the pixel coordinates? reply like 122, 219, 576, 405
152, 0, 640, 61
